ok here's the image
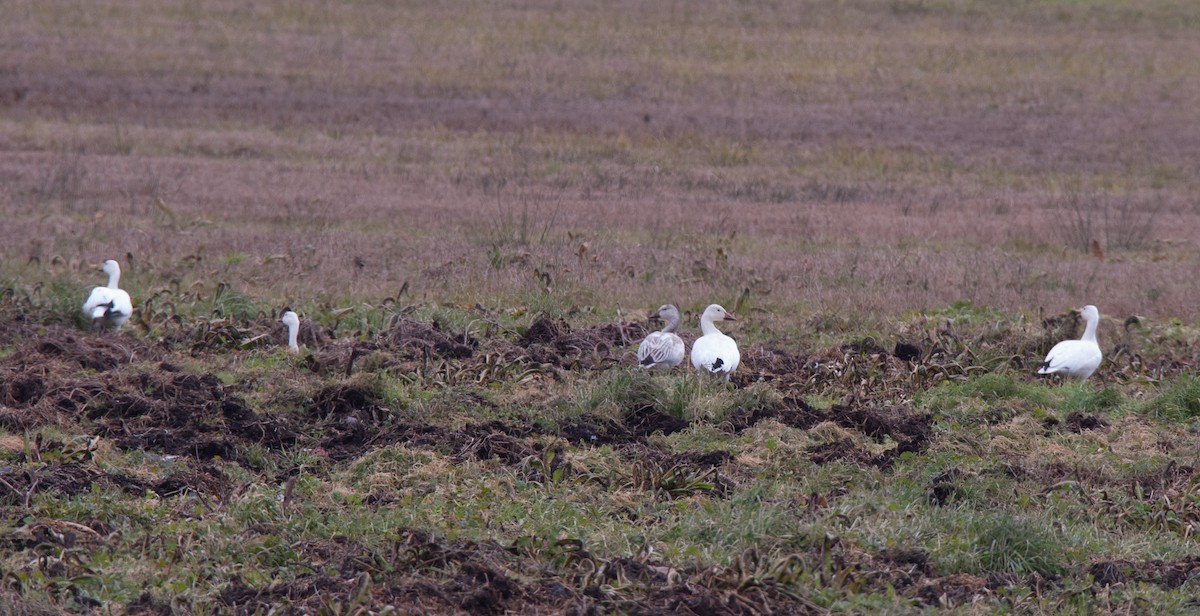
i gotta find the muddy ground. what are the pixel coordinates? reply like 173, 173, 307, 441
1, 304, 1197, 613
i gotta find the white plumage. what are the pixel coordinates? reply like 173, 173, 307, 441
1038, 304, 1102, 381
81, 259, 133, 332
638, 304, 685, 370
280, 310, 301, 353
691, 304, 740, 381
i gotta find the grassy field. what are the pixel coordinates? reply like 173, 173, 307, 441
2, 0, 1200, 613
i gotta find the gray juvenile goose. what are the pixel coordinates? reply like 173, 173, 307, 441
637, 304, 686, 370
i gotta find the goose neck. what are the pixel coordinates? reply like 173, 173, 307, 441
106, 270, 121, 290
287, 323, 300, 351
1081, 314, 1099, 342
700, 317, 721, 336
662, 313, 680, 333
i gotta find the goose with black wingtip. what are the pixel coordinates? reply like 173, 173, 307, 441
82, 259, 133, 333
1037, 304, 1102, 381
637, 304, 686, 370
691, 304, 740, 381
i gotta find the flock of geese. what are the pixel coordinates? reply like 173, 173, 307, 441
82, 259, 1105, 382
635, 301, 1103, 382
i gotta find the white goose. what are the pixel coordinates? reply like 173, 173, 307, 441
82, 259, 133, 332
280, 309, 301, 353
691, 304, 740, 381
638, 304, 686, 370
1038, 304, 1102, 381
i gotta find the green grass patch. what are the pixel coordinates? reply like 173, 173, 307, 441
1142, 376, 1200, 422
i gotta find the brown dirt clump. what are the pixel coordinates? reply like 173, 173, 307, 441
624, 404, 688, 438
559, 414, 630, 446
319, 417, 550, 469
1090, 558, 1200, 588
520, 315, 569, 346
723, 395, 823, 432
1126, 461, 1196, 501
520, 316, 647, 369
559, 406, 687, 447
309, 381, 382, 419
219, 528, 582, 615
725, 396, 933, 466
87, 370, 299, 467
893, 341, 923, 362
927, 470, 965, 506
0, 369, 46, 408
806, 440, 878, 466
33, 328, 155, 372
1062, 411, 1110, 433
379, 315, 476, 359
0, 462, 138, 504
914, 573, 989, 608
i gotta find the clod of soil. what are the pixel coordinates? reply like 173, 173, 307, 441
927, 471, 962, 506
519, 315, 646, 369
725, 396, 934, 468
310, 382, 381, 419
35, 329, 152, 371
88, 371, 298, 467
624, 404, 687, 438
915, 572, 988, 607
880, 548, 933, 575
1090, 558, 1200, 588
843, 337, 888, 356
519, 315, 568, 346
379, 316, 476, 359
894, 341, 922, 362
1063, 412, 1109, 433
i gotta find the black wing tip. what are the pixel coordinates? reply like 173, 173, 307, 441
711, 358, 724, 371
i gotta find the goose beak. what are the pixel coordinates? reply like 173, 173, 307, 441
723, 312, 738, 321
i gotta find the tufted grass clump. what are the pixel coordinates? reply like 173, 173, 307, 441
1059, 384, 1124, 414
969, 514, 1069, 577
1142, 376, 1200, 422
579, 368, 665, 415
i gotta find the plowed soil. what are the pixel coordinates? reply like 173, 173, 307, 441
0, 311, 1061, 613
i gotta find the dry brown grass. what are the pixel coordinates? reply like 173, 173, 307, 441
1, 0, 1199, 323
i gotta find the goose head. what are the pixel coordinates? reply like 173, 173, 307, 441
701, 304, 737, 323
280, 309, 301, 353
650, 304, 681, 332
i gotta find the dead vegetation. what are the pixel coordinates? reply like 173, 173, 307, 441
0, 301, 1197, 611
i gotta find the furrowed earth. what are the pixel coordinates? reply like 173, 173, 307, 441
1, 298, 1199, 613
